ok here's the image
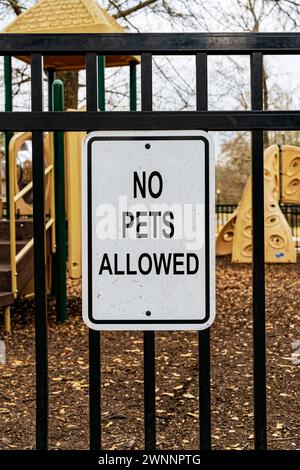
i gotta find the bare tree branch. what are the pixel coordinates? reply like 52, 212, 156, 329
0, 0, 24, 16
113, 0, 158, 19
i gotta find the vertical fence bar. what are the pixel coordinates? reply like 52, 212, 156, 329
4, 55, 13, 219
196, 53, 208, 112
251, 52, 267, 450
196, 52, 211, 450
97, 55, 105, 112
47, 69, 55, 112
130, 61, 137, 112
141, 54, 152, 111
86, 52, 101, 450
53, 80, 67, 322
141, 53, 156, 451
31, 53, 48, 450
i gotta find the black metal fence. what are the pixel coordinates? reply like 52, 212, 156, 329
216, 204, 300, 244
281, 204, 300, 244
215, 204, 238, 234
1, 33, 300, 452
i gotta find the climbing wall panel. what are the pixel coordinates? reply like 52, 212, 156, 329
217, 145, 296, 263
281, 145, 300, 205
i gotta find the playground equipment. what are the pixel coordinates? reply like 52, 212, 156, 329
216, 144, 300, 263
3, 0, 138, 70
0, 0, 139, 331
0, 131, 53, 330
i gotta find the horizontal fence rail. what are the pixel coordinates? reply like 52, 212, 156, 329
1, 33, 300, 54
1, 111, 300, 131
1, 32, 300, 452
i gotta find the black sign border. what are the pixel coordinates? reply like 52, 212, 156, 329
87, 135, 211, 325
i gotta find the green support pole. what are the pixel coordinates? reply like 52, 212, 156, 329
53, 79, 67, 322
97, 55, 105, 111
4, 55, 13, 219
129, 61, 137, 111
47, 69, 55, 112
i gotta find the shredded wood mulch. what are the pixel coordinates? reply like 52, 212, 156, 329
0, 256, 299, 450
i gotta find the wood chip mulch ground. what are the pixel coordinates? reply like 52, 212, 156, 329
0, 256, 299, 450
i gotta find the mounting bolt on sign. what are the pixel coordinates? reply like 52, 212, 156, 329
82, 130, 215, 331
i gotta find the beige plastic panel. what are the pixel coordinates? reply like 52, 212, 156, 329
65, 129, 86, 279
233, 145, 295, 263
231, 177, 253, 263
281, 145, 300, 205
216, 211, 237, 255
217, 145, 296, 263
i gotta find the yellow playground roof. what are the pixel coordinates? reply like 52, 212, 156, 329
3, 0, 139, 70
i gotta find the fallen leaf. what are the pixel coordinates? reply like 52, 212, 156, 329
183, 393, 195, 399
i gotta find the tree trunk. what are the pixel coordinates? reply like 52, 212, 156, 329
56, 71, 79, 110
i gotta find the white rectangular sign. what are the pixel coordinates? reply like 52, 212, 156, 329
82, 130, 215, 330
